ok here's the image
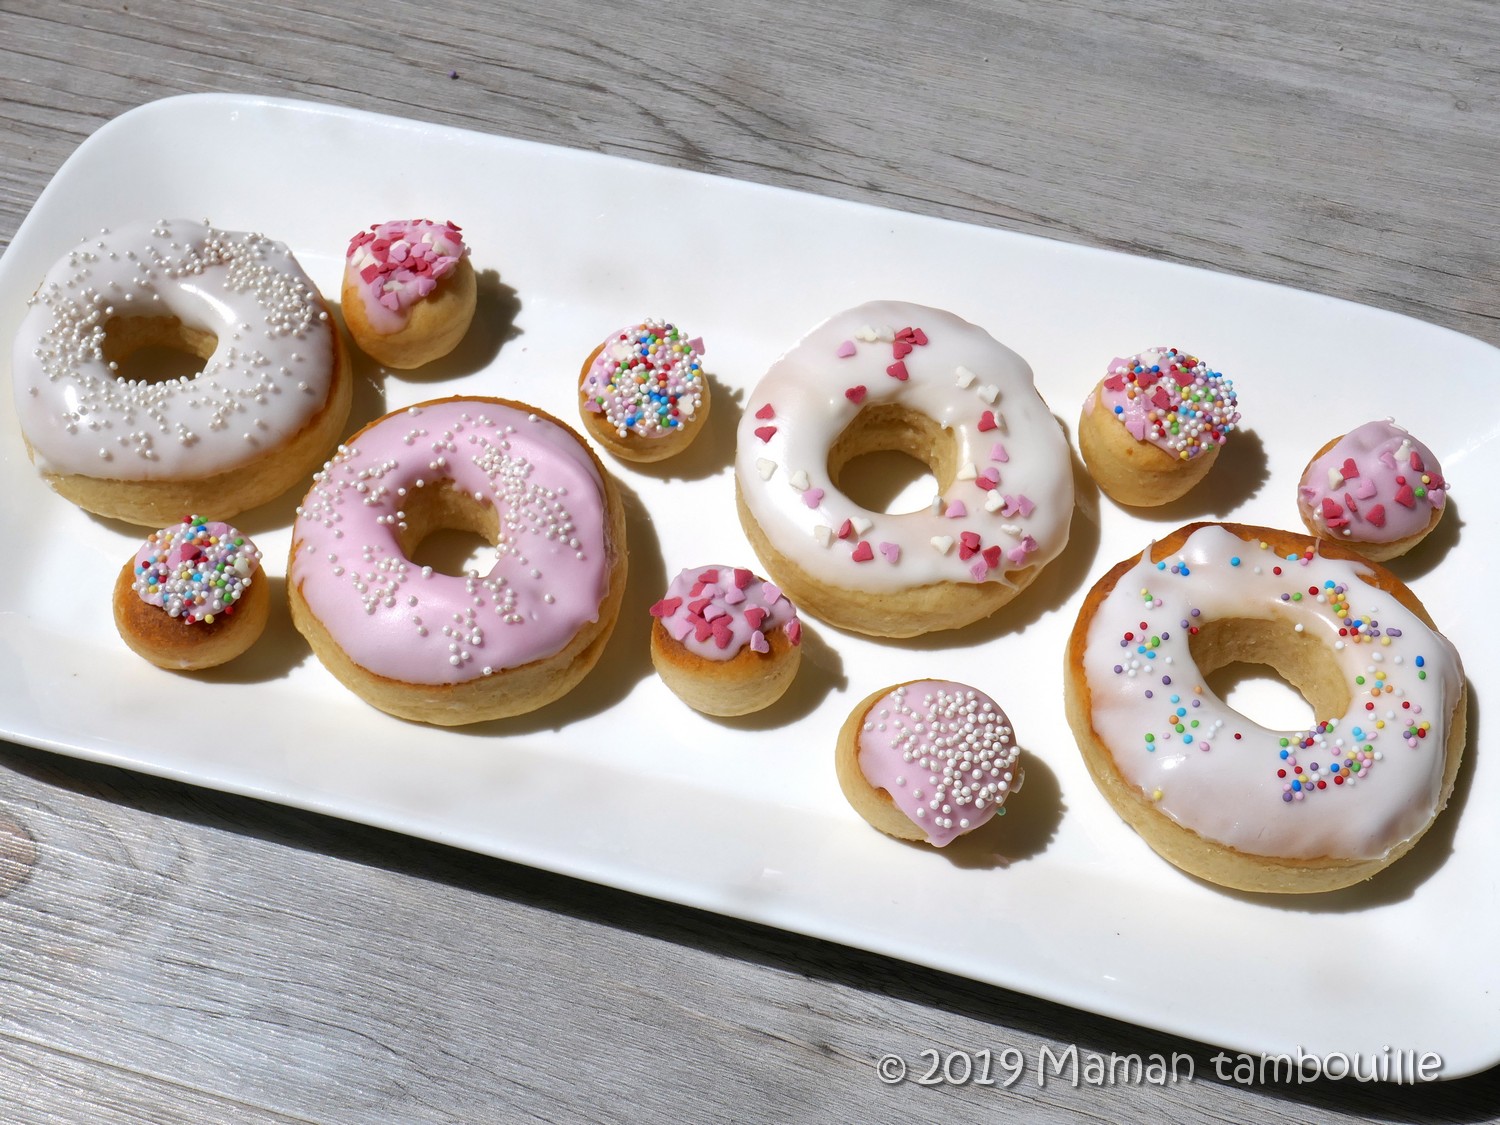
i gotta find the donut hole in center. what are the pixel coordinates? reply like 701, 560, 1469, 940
102, 315, 217, 384
827, 404, 957, 516
1188, 617, 1351, 730
396, 480, 501, 578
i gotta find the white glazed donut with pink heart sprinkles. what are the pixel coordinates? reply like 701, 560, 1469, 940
734, 301, 1073, 637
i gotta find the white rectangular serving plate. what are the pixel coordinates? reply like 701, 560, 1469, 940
3, 94, 1498, 1076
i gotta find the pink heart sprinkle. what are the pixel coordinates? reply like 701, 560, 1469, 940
969, 560, 988, 581
1379, 450, 1398, 470
1006, 546, 1028, 566
648, 597, 681, 618
945, 500, 967, 518
724, 585, 746, 605
990, 443, 1009, 463
845, 385, 867, 404
666, 617, 693, 643
688, 337, 705, 353
703, 605, 728, 621
851, 541, 874, 562
750, 631, 770, 654
1016, 494, 1035, 518
879, 542, 901, 563
803, 488, 825, 508
762, 583, 783, 605
1356, 477, 1377, 500
785, 619, 802, 645
755, 403, 775, 420
836, 340, 857, 358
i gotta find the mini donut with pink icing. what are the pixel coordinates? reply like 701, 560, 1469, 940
1078, 347, 1239, 506
835, 680, 1025, 846
11, 219, 351, 525
288, 396, 627, 725
734, 301, 1074, 638
1297, 421, 1448, 561
113, 514, 270, 670
578, 319, 710, 462
341, 220, 476, 369
648, 564, 802, 715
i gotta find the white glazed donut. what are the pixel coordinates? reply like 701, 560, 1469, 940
11, 218, 351, 525
734, 301, 1073, 637
1064, 522, 1466, 893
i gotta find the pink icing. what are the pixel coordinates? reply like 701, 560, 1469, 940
290, 399, 611, 685
649, 565, 799, 660
1095, 347, 1238, 459
855, 680, 1023, 847
1299, 421, 1447, 544
345, 220, 468, 334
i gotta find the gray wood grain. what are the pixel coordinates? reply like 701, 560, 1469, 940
1, 0, 1498, 1121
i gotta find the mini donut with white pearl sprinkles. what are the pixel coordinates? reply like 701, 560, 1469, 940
11, 219, 352, 525
836, 680, 1025, 847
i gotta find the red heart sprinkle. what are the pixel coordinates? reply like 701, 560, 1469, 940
978, 411, 997, 432
744, 607, 767, 630
845, 385, 867, 404
1366, 503, 1387, 528
851, 541, 874, 563
982, 546, 1002, 569
1340, 458, 1360, 479
755, 403, 775, 420
892, 339, 913, 360
1394, 483, 1416, 508
648, 597, 681, 618
886, 361, 909, 381
754, 426, 777, 443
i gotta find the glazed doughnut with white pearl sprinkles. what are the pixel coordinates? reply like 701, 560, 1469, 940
835, 680, 1025, 847
11, 219, 352, 525
288, 396, 628, 726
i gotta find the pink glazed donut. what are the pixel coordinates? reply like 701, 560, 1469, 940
288, 396, 627, 725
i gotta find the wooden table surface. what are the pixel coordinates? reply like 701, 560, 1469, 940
2, 1, 1497, 1121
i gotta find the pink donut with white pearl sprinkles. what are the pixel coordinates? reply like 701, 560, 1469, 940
288, 396, 627, 725
835, 680, 1025, 847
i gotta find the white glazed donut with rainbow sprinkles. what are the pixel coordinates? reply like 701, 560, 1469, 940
734, 301, 1073, 638
1064, 522, 1465, 893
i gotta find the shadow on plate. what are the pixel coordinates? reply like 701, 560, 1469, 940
364, 268, 520, 384
1383, 495, 1463, 581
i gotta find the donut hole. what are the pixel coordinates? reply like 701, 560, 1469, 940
828, 404, 957, 515
397, 480, 501, 578
1188, 617, 1351, 729
102, 315, 216, 384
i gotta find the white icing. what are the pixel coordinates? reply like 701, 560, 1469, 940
734, 302, 1073, 593
12, 219, 336, 479
1080, 525, 1463, 860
